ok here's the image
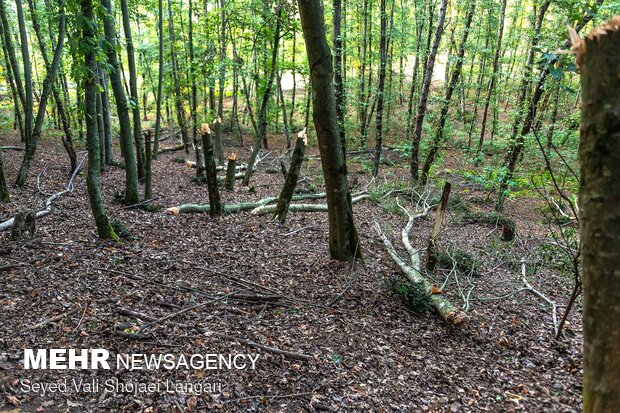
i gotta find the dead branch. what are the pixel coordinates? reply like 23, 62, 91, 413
375, 221, 468, 326
0, 155, 86, 231
9, 308, 80, 337
116, 307, 311, 362
250, 193, 369, 215
519, 258, 559, 336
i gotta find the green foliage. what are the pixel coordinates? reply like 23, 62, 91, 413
387, 276, 433, 314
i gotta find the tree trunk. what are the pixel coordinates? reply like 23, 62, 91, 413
15, 0, 32, 143
225, 153, 237, 191
81, 0, 117, 240
101, 0, 140, 204
409, 0, 448, 181
274, 135, 306, 223
188, 0, 203, 176
168, 0, 190, 154
28, 0, 77, 174
373, 0, 388, 177
153, 0, 164, 159
333, 0, 345, 152
579, 17, 620, 413
100, 68, 113, 165
214, 0, 226, 164
242, 6, 283, 186
297, 0, 361, 260
419, 0, 476, 185
200, 124, 222, 217
0, 149, 9, 202
145, 131, 153, 199
476, 0, 507, 157
121, 0, 145, 179
15, 0, 66, 187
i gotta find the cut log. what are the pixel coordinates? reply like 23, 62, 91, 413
251, 193, 369, 216
200, 123, 222, 216
274, 132, 306, 223
157, 143, 186, 154
166, 192, 330, 215
225, 153, 238, 191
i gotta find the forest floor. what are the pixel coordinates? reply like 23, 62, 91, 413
0, 129, 582, 412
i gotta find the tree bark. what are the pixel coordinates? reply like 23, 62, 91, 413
200, 124, 222, 217
120, 0, 145, 179
578, 17, 620, 413
420, 0, 476, 185
409, 0, 448, 181
373, 0, 388, 177
101, 0, 140, 204
15, 0, 66, 187
333, 0, 345, 152
168, 0, 190, 154
0, 149, 9, 202
153, 0, 164, 159
274, 135, 306, 223
81, 0, 117, 240
224, 153, 237, 191
297, 0, 361, 260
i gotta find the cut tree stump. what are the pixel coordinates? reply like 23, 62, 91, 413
274, 132, 306, 223
225, 153, 238, 191
200, 123, 222, 216
426, 182, 451, 270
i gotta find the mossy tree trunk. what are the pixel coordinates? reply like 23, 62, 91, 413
297, 0, 361, 260
101, 0, 139, 204
579, 17, 620, 413
81, 0, 117, 241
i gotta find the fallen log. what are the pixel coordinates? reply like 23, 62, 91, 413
251, 193, 370, 216
165, 192, 329, 215
0, 156, 85, 231
375, 219, 468, 326
157, 143, 186, 155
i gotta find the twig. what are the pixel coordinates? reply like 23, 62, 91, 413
9, 308, 79, 337
71, 302, 90, 334
122, 197, 159, 210
519, 258, 559, 336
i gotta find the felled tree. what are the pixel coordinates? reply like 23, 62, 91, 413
577, 17, 620, 412
201, 124, 222, 217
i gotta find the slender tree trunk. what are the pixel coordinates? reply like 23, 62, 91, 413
410, 0, 448, 181
28, 0, 77, 173
95, 67, 105, 170
121, 0, 145, 179
15, 0, 66, 187
0, 149, 9, 202
333, 0, 345, 152
420, 0, 475, 185
100, 68, 113, 165
373, 0, 388, 176
0, 0, 26, 143
274, 135, 306, 223
214, 0, 226, 164
579, 18, 620, 412
404, 0, 424, 145
188, 0, 203, 176
81, 0, 117, 240
101, 0, 140, 204
168, 0, 190, 153
277, 72, 291, 149
496, 1, 550, 211
297, 0, 361, 260
153, 0, 164, 159
476, 0, 507, 157
242, 6, 282, 186
15, 0, 32, 143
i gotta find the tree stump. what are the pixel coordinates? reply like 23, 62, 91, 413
225, 153, 237, 191
274, 132, 307, 223
200, 123, 222, 216
10, 210, 36, 240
